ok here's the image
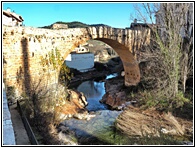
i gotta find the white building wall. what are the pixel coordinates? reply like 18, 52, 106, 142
65, 53, 94, 72
65, 54, 72, 61
3, 15, 12, 26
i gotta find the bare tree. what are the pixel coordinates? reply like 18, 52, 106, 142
131, 3, 193, 110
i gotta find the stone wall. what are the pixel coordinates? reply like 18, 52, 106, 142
3, 26, 89, 95
3, 26, 150, 96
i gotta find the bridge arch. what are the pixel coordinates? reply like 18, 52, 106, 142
62, 38, 140, 86
55, 26, 148, 87
94, 38, 140, 86
3, 26, 149, 95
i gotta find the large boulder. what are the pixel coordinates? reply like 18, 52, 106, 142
101, 91, 127, 110
54, 89, 88, 121
100, 77, 129, 110
95, 49, 110, 61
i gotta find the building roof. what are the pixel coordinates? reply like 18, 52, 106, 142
3, 10, 24, 22
130, 23, 149, 29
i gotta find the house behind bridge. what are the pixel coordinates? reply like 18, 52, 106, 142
3, 8, 24, 26
65, 45, 94, 72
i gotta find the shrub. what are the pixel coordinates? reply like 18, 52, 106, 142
139, 90, 190, 112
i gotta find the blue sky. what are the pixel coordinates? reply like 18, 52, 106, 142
2, 2, 153, 28
2, 2, 157, 28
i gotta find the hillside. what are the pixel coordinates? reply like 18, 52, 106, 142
40, 21, 111, 29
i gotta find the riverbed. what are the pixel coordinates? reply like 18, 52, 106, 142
61, 73, 132, 145
59, 73, 192, 145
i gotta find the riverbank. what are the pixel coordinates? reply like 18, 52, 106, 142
69, 69, 109, 87
102, 76, 193, 144
8, 72, 193, 145
65, 67, 193, 144
58, 73, 193, 145
7, 67, 192, 145
70, 70, 109, 85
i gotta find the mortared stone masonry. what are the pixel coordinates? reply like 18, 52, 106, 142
3, 26, 150, 95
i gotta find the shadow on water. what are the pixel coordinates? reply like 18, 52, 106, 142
70, 127, 112, 145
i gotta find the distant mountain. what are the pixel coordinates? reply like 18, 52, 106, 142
40, 21, 111, 29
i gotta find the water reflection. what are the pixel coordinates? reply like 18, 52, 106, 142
76, 81, 107, 111
106, 73, 118, 79
63, 73, 133, 145
75, 73, 118, 111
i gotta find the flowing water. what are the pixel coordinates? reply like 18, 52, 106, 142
61, 74, 132, 145
60, 73, 189, 145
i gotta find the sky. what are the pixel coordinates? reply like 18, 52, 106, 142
2, 2, 152, 28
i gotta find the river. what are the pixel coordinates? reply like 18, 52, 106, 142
76, 73, 118, 111
61, 73, 132, 145
59, 73, 191, 145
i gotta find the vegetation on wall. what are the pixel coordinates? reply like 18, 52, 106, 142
15, 48, 68, 122
40, 47, 72, 82
15, 48, 74, 144
40, 47, 63, 70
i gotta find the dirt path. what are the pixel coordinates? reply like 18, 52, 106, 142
9, 104, 31, 145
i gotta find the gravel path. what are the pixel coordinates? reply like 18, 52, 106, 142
9, 104, 31, 145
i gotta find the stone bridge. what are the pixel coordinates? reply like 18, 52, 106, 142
3, 26, 150, 96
